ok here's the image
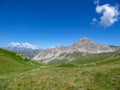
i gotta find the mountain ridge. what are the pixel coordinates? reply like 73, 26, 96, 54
5, 47, 42, 58
33, 38, 114, 63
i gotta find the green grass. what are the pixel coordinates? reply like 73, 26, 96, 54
0, 48, 120, 90
1, 61, 120, 90
0, 48, 41, 75
48, 51, 120, 65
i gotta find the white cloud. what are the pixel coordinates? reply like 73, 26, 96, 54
94, 0, 99, 5
92, 18, 98, 24
92, 2, 120, 27
9, 42, 20, 47
9, 42, 40, 49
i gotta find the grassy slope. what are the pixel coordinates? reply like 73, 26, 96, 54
0, 48, 40, 75
48, 51, 120, 65
0, 58, 119, 90
0, 49, 120, 90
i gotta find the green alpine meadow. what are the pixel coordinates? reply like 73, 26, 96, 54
0, 48, 120, 90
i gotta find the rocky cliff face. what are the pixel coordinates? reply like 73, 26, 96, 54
33, 38, 114, 63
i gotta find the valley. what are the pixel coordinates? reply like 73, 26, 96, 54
1, 0, 120, 89
0, 48, 120, 90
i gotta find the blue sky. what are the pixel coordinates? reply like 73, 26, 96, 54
0, 0, 120, 48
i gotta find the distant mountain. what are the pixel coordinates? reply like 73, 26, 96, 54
6, 47, 42, 58
109, 45, 120, 51
33, 38, 114, 63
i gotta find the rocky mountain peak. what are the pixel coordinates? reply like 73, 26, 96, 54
79, 37, 90, 42
73, 38, 95, 47
33, 37, 114, 63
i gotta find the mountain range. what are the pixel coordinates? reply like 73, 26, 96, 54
33, 38, 115, 63
6, 47, 42, 58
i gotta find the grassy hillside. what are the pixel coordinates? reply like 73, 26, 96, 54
0, 49, 120, 90
0, 56, 120, 90
48, 51, 120, 65
0, 48, 40, 75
